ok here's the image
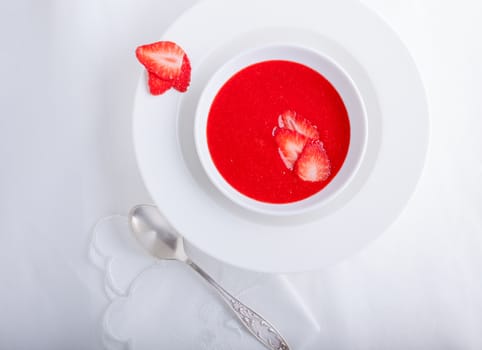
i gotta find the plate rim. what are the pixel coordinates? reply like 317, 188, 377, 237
132, 0, 429, 272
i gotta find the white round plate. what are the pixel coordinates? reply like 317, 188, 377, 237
133, 0, 429, 272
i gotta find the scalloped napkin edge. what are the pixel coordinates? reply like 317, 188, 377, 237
89, 214, 320, 349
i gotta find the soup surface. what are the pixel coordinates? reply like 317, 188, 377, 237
206, 60, 350, 203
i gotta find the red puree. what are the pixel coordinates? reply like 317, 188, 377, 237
207, 60, 350, 204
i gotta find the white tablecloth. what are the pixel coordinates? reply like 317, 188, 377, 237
1, 1, 481, 349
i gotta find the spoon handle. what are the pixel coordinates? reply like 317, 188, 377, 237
187, 260, 290, 350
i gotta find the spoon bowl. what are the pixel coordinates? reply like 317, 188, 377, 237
129, 204, 187, 261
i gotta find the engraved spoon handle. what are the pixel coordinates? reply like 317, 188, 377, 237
187, 259, 290, 350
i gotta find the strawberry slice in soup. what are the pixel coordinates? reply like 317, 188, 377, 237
273, 127, 309, 170
295, 139, 331, 182
278, 110, 320, 140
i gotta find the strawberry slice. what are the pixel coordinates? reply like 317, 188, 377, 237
147, 72, 172, 95
273, 127, 309, 170
278, 110, 320, 139
172, 54, 191, 92
295, 139, 331, 182
136, 41, 185, 81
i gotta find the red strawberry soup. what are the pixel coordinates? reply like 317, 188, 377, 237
206, 60, 350, 204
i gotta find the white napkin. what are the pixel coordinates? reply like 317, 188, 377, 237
89, 215, 320, 349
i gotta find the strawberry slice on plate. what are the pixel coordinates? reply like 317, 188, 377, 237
147, 72, 173, 95
295, 139, 331, 182
135, 40, 192, 95
278, 110, 320, 140
136, 41, 185, 80
273, 127, 309, 170
172, 54, 191, 92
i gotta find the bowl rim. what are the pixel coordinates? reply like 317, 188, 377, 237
194, 43, 368, 216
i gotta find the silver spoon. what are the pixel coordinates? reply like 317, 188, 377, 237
129, 204, 290, 350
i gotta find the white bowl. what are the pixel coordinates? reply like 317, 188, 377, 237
194, 45, 367, 216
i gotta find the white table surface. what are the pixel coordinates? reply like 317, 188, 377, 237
1, 1, 481, 349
